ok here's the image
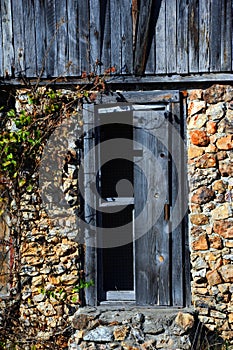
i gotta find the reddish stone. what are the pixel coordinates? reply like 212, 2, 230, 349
190, 130, 210, 146
213, 221, 233, 238
196, 154, 217, 168
203, 84, 226, 104
216, 135, 233, 150
192, 234, 209, 250
207, 121, 217, 134
188, 146, 204, 159
206, 269, 222, 286
191, 186, 215, 204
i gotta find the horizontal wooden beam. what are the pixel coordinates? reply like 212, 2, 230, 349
1, 73, 233, 87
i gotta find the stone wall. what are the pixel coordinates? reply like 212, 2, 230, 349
0, 84, 233, 349
187, 85, 233, 340
68, 307, 197, 350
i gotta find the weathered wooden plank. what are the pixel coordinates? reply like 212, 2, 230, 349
83, 104, 97, 306
121, 0, 133, 74
95, 90, 180, 104
34, 0, 46, 77
1, 0, 14, 77
89, 0, 101, 73
155, 0, 166, 74
45, 0, 57, 77
177, 0, 189, 74
210, 0, 222, 72
110, 0, 121, 73
23, 0, 37, 77
11, 0, 25, 77
79, 0, 90, 73
66, 0, 79, 76
188, 0, 199, 73
166, 0, 177, 73
56, 0, 68, 76
198, 0, 210, 72
221, 0, 232, 71
145, 37, 155, 74
100, 0, 111, 73
134, 0, 153, 75
170, 101, 184, 306
134, 110, 170, 305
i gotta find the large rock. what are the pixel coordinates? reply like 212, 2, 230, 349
190, 214, 209, 225
211, 204, 232, 220
175, 312, 194, 331
191, 186, 215, 204
206, 270, 222, 286
203, 85, 230, 103
188, 101, 206, 116
218, 265, 233, 283
83, 326, 114, 342
216, 135, 233, 150
213, 220, 233, 238
190, 130, 210, 146
196, 154, 217, 168
206, 102, 226, 121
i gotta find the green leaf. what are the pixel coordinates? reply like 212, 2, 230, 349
7, 109, 15, 117
18, 178, 26, 187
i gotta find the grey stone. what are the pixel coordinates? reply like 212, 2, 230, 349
83, 326, 114, 342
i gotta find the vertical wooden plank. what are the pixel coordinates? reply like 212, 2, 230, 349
188, 0, 199, 73
209, 0, 222, 72
100, 0, 111, 73
83, 104, 97, 306
145, 38, 155, 74
198, 0, 210, 72
121, 0, 133, 74
170, 102, 184, 306
89, 0, 101, 72
56, 0, 68, 76
34, 0, 46, 77
79, 0, 90, 73
221, 0, 232, 71
11, 0, 25, 77
45, 0, 57, 77
177, 0, 189, 74
155, 0, 166, 74
134, 109, 170, 305
110, 0, 121, 73
67, 0, 79, 76
166, 0, 177, 73
23, 0, 37, 77
1, 0, 14, 77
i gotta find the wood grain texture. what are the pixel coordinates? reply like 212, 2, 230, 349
67, 0, 79, 76
34, 0, 46, 77
23, 0, 37, 77
121, 0, 133, 74
1, 0, 14, 77
11, 0, 25, 77
83, 104, 97, 306
100, 0, 111, 73
56, 0, 68, 76
210, 0, 222, 72
89, 0, 101, 73
177, 0, 189, 74
45, 0, 57, 77
155, 0, 166, 74
110, 0, 121, 72
166, 0, 177, 73
198, 0, 210, 72
79, 0, 89, 73
221, 0, 232, 71
188, 0, 199, 73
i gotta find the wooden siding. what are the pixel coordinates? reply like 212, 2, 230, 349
0, 0, 232, 79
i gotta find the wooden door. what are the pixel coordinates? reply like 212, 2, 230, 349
83, 91, 190, 307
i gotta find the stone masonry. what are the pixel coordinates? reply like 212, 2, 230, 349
0, 84, 233, 349
187, 85, 233, 340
